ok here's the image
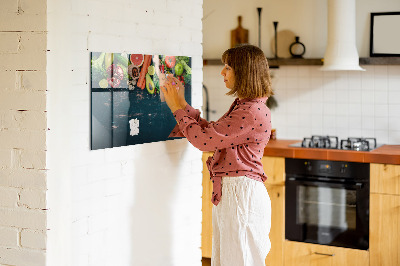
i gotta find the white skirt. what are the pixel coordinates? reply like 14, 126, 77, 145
212, 176, 271, 266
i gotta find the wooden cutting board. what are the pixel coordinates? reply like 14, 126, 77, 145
231, 16, 249, 48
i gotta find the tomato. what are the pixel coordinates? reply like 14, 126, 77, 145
165, 56, 176, 68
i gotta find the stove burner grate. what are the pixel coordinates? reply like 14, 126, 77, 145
298, 136, 378, 151
340, 137, 377, 151
301, 135, 339, 149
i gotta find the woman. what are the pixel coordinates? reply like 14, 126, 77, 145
162, 44, 273, 266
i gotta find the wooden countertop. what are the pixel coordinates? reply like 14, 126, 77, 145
263, 139, 400, 165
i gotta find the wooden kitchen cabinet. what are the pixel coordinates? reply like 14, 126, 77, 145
261, 156, 285, 186
370, 193, 400, 266
202, 152, 213, 258
264, 184, 285, 266
284, 241, 369, 266
262, 156, 285, 266
370, 163, 400, 195
370, 163, 400, 266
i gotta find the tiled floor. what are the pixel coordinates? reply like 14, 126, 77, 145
202, 257, 211, 266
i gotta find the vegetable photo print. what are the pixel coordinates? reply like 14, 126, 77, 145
90, 52, 192, 150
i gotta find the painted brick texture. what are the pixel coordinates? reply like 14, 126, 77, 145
0, 0, 48, 265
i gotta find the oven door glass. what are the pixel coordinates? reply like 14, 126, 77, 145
286, 180, 369, 250
298, 185, 356, 240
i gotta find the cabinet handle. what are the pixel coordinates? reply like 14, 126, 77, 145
314, 252, 335, 257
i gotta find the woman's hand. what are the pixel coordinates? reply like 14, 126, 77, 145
165, 76, 187, 107
161, 76, 185, 113
171, 76, 187, 107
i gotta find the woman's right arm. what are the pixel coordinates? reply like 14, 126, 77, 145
183, 103, 211, 128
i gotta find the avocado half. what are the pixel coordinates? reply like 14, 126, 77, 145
145, 73, 155, 94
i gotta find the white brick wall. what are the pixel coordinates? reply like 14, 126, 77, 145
0, 0, 48, 265
21, 229, 47, 250
0, 227, 19, 247
0, 187, 19, 208
0, 247, 46, 266
47, 1, 203, 266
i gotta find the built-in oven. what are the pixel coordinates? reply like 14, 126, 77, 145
285, 158, 370, 250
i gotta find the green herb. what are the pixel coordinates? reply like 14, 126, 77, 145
184, 73, 191, 86
179, 60, 191, 75
91, 53, 107, 82
114, 53, 129, 66
176, 56, 190, 65
153, 73, 160, 93
92, 53, 106, 71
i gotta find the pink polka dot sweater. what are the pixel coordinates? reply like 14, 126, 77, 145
168, 97, 272, 206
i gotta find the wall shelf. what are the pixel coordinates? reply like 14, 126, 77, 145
359, 57, 400, 65
203, 57, 400, 67
268, 58, 323, 67
203, 58, 323, 67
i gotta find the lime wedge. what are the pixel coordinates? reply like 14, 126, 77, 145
148, 65, 156, 75
99, 79, 108, 88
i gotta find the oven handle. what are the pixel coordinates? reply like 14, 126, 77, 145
286, 177, 364, 189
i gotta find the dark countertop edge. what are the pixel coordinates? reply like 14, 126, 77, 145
263, 140, 400, 165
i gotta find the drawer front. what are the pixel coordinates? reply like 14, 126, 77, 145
284, 241, 369, 266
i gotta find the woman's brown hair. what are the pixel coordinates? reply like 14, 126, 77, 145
221, 44, 273, 99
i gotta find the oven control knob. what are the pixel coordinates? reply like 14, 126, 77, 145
340, 164, 347, 174
304, 161, 312, 171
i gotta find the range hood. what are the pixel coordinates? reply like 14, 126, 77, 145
320, 0, 365, 71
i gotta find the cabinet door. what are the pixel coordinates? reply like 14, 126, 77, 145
202, 152, 213, 258
264, 184, 284, 266
284, 241, 369, 266
370, 163, 400, 195
370, 193, 400, 266
261, 156, 285, 185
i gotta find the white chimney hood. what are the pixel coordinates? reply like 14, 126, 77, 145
320, 0, 365, 71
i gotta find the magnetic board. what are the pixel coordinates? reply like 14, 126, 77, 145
90, 52, 192, 150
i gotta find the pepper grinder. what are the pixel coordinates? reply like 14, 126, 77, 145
273, 21, 279, 58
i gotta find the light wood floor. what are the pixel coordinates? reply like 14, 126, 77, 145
202, 257, 211, 266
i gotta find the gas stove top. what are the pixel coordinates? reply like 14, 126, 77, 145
289, 135, 382, 151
